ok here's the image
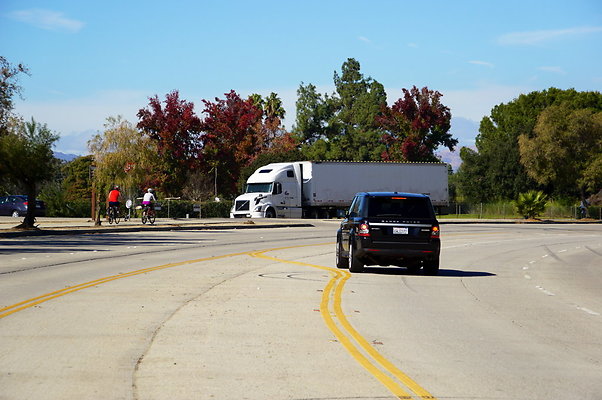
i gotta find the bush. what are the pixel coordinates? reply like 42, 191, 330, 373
514, 191, 548, 219
153, 199, 233, 218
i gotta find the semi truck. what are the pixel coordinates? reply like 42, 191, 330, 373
230, 161, 449, 219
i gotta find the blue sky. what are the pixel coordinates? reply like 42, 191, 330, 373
2, 0, 601, 159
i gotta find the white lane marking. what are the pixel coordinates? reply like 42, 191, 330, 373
536, 285, 555, 296
576, 307, 600, 316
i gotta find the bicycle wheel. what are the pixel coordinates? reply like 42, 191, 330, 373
114, 208, 120, 224
108, 207, 114, 224
148, 210, 156, 225
141, 209, 147, 224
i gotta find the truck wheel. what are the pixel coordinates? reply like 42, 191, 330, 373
423, 258, 440, 275
265, 208, 276, 218
348, 240, 364, 273
336, 238, 348, 269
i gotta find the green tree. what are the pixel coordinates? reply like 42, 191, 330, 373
0, 118, 59, 227
456, 88, 602, 202
39, 155, 94, 217
293, 58, 388, 161
0, 56, 30, 136
293, 82, 335, 145
454, 147, 490, 202
61, 155, 94, 202
264, 92, 286, 123
89, 116, 162, 209
518, 104, 602, 199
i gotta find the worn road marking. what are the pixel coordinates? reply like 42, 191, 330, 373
0, 251, 251, 319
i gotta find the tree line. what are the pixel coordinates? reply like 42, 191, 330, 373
87, 57, 457, 204
454, 88, 602, 205
2, 55, 601, 227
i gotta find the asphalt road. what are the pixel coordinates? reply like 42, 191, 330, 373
0, 222, 600, 400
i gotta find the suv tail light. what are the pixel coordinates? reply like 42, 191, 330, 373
431, 225, 440, 239
358, 222, 370, 237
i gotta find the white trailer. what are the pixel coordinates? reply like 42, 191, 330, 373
230, 161, 449, 219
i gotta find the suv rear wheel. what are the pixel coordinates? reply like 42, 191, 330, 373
348, 239, 364, 273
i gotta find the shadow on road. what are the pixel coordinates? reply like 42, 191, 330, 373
0, 233, 213, 255
361, 266, 495, 277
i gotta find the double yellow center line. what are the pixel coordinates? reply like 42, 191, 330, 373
251, 245, 436, 400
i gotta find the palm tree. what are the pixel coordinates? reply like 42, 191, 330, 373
264, 92, 286, 122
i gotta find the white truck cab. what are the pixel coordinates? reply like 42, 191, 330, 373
230, 162, 304, 218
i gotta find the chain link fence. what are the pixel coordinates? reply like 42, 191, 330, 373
442, 202, 602, 220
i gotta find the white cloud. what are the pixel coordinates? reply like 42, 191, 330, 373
498, 26, 602, 45
538, 66, 566, 74
358, 36, 371, 44
8, 9, 84, 33
469, 60, 494, 68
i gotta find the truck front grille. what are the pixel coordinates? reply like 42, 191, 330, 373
235, 200, 250, 211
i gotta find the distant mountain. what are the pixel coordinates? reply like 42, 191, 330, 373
54, 151, 80, 162
436, 148, 462, 171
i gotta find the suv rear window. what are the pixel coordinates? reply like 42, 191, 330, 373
367, 196, 433, 219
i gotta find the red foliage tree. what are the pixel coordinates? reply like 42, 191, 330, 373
137, 90, 202, 193
377, 86, 456, 162
200, 90, 269, 196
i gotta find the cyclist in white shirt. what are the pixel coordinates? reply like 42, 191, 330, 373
142, 188, 156, 210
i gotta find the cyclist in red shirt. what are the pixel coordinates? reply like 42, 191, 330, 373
107, 185, 121, 213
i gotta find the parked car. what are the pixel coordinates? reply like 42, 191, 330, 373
0, 195, 46, 217
336, 192, 441, 274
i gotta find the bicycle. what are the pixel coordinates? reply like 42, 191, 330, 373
141, 204, 156, 225
107, 205, 120, 224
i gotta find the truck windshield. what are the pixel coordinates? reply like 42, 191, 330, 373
245, 183, 273, 193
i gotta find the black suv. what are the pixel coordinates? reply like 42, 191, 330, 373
336, 192, 441, 274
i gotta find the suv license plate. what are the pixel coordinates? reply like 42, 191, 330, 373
393, 227, 409, 235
